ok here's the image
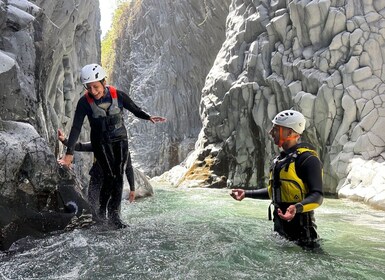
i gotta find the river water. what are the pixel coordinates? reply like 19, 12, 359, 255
1, 185, 384, 279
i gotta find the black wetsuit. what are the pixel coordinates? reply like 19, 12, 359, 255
245, 143, 323, 248
62, 140, 135, 213
66, 86, 150, 227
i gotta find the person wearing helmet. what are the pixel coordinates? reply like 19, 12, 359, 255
58, 63, 166, 229
230, 109, 323, 249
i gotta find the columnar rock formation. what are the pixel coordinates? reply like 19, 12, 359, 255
0, 0, 101, 178
0, 0, 232, 249
1, 0, 100, 144
174, 0, 385, 209
0, 0, 100, 250
2, 0, 385, 250
109, 0, 231, 176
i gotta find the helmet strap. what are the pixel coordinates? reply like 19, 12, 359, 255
101, 80, 107, 95
278, 127, 299, 148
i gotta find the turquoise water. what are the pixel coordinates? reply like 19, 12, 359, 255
1, 185, 384, 279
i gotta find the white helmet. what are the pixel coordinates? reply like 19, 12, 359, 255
272, 109, 306, 134
80, 64, 107, 85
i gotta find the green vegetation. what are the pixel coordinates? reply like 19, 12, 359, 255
101, 29, 115, 81
101, 0, 142, 82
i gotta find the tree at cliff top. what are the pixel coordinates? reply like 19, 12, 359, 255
101, 0, 141, 82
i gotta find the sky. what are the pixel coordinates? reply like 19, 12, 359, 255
99, 0, 118, 38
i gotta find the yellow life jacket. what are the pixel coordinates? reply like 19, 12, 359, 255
268, 146, 319, 204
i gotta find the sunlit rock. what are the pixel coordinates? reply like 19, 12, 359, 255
109, 0, 231, 177
174, 0, 385, 209
122, 167, 154, 200
338, 158, 385, 209
150, 165, 189, 187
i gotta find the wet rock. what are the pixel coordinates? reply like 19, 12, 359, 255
0, 121, 92, 251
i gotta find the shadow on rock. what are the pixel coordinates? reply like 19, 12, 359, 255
0, 166, 94, 251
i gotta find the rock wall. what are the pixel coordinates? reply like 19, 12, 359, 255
0, 120, 93, 251
1, 0, 228, 249
0, 0, 100, 250
2, 0, 385, 249
177, 0, 385, 210
109, 0, 231, 176
0, 0, 101, 177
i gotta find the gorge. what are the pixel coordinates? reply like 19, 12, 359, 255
1, 0, 385, 250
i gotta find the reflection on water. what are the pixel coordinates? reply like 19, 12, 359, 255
1, 186, 384, 279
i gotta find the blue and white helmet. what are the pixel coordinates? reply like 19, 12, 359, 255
80, 64, 107, 85
272, 109, 306, 134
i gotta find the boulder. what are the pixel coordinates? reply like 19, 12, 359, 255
0, 121, 92, 251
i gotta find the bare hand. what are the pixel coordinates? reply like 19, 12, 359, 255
58, 154, 73, 168
128, 191, 135, 203
58, 129, 66, 142
150, 116, 167, 123
230, 189, 245, 201
277, 205, 296, 221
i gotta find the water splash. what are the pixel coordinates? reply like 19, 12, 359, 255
0, 186, 384, 279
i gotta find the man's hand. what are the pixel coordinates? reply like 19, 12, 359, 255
58, 154, 73, 168
230, 189, 245, 201
277, 205, 296, 221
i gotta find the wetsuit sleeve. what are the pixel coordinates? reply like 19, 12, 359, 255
124, 151, 135, 191
65, 97, 88, 155
295, 154, 324, 213
244, 188, 270, 199
118, 90, 151, 120
74, 142, 93, 152
61, 138, 93, 152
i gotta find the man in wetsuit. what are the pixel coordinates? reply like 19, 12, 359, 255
59, 63, 166, 229
230, 109, 323, 249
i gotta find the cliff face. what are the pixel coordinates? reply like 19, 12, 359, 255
0, 0, 101, 180
0, 0, 230, 249
176, 0, 385, 209
109, 0, 231, 176
0, 0, 100, 250
2, 0, 385, 249
1, 0, 100, 144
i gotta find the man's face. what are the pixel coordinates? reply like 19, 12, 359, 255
86, 80, 105, 100
269, 125, 290, 146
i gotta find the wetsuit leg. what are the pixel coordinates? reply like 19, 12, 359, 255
125, 151, 135, 191
88, 162, 104, 217
297, 212, 320, 249
92, 143, 115, 219
273, 210, 320, 249
98, 174, 114, 219
107, 140, 128, 228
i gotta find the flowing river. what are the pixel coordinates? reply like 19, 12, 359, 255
1, 185, 384, 279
